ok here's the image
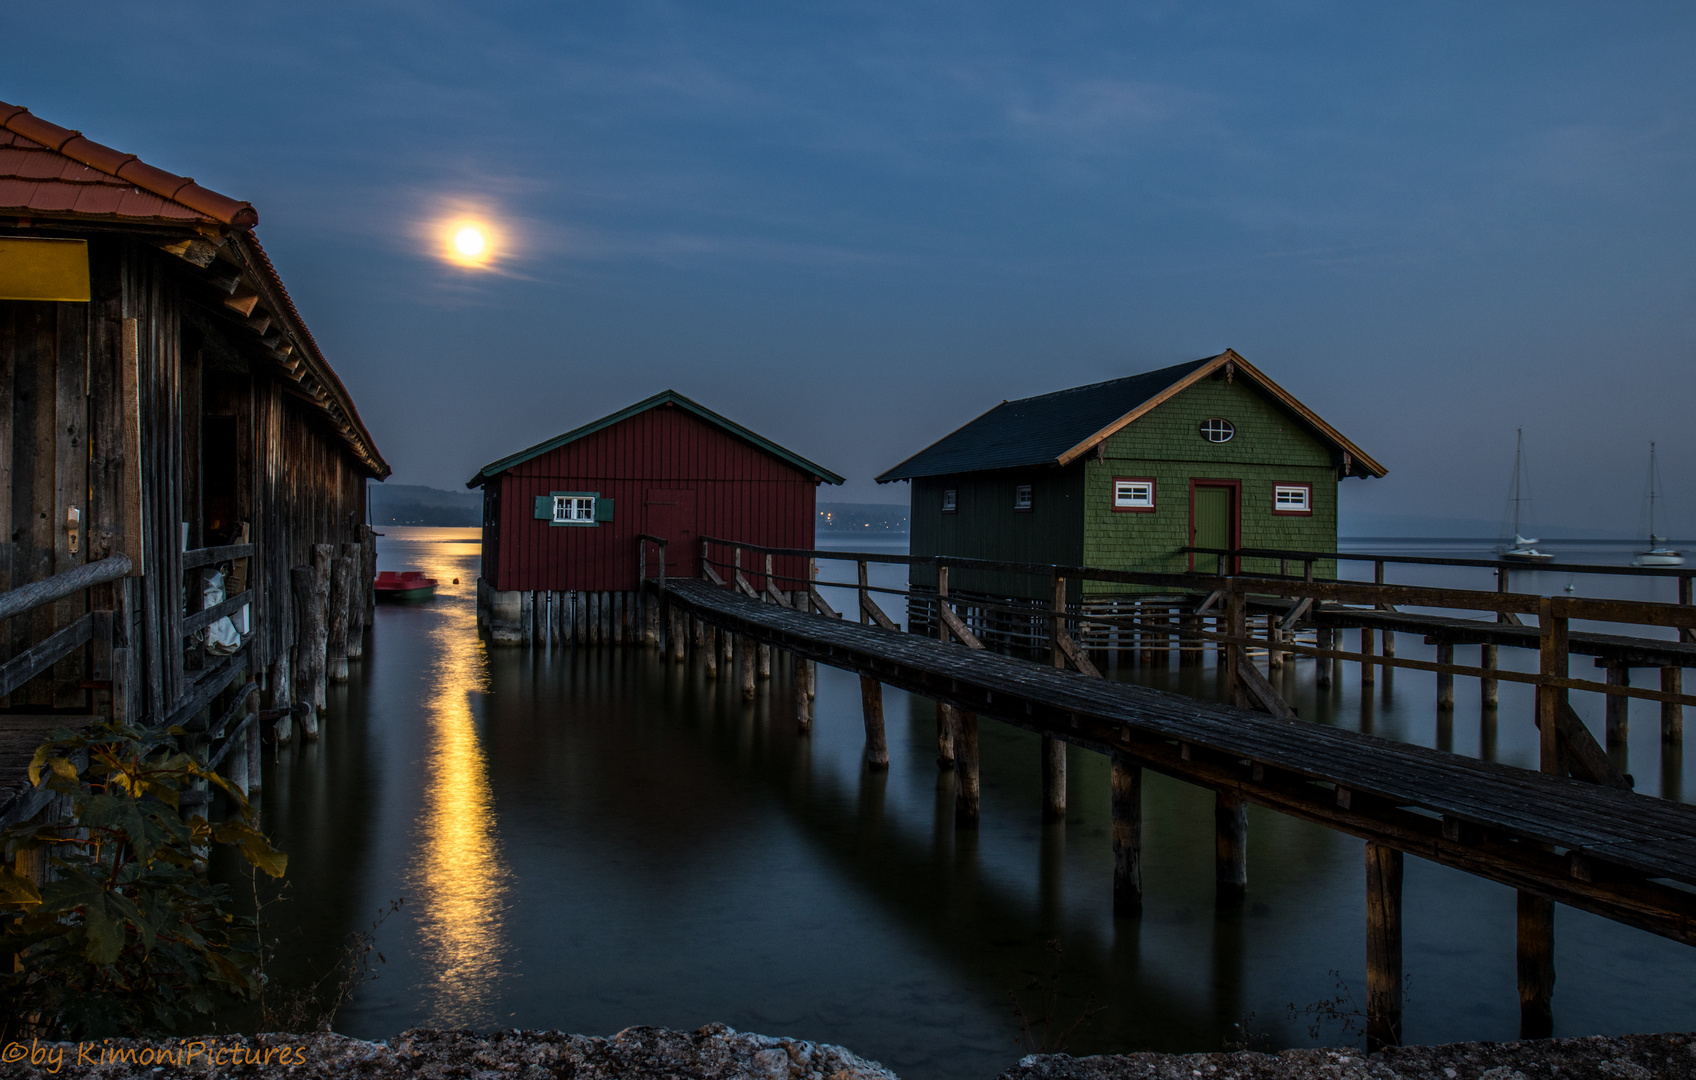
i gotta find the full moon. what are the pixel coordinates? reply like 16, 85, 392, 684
454, 227, 485, 257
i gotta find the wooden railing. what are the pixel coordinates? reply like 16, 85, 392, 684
0, 555, 129, 700
691, 536, 1696, 790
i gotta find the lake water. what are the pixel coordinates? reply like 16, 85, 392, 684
232, 530, 1696, 1078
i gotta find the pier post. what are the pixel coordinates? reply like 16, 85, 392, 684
1662, 667, 1683, 743
692, 615, 704, 651
703, 625, 719, 678
1316, 627, 1333, 688
1517, 890, 1556, 1039
343, 543, 365, 660
1365, 842, 1404, 1051
310, 546, 333, 702
1538, 602, 1568, 772
1606, 663, 1629, 745
954, 710, 980, 826
1436, 643, 1455, 710
795, 654, 812, 732
292, 564, 326, 714
670, 607, 686, 663
1266, 614, 1282, 669
1042, 738, 1067, 818
1360, 627, 1376, 687
739, 637, 756, 700
269, 655, 293, 744
758, 642, 771, 679
1215, 790, 1247, 900
722, 623, 734, 665
1224, 588, 1246, 708
859, 676, 888, 767
327, 554, 353, 681
1110, 751, 1143, 915
1481, 643, 1499, 708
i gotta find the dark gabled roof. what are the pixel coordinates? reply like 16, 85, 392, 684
467, 389, 845, 488
875, 349, 1386, 482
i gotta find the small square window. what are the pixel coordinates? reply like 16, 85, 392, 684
1273, 484, 1311, 514
554, 495, 597, 523
1113, 478, 1155, 511
1014, 484, 1033, 511
941, 489, 958, 513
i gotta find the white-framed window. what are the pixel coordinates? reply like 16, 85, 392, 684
941, 489, 958, 513
1113, 478, 1155, 511
1200, 417, 1236, 443
1014, 484, 1033, 511
1273, 484, 1312, 515
554, 494, 597, 523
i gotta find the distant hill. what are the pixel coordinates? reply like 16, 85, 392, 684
369, 483, 481, 527
818, 502, 908, 534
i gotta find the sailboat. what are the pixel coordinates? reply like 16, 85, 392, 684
1500, 428, 1553, 562
1633, 442, 1683, 567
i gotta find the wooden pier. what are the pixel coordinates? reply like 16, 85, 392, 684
633, 535, 1696, 1049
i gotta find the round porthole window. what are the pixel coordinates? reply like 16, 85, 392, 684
1200, 418, 1235, 443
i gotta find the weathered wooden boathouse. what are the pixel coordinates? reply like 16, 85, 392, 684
0, 101, 389, 835
876, 349, 1385, 650
469, 389, 843, 645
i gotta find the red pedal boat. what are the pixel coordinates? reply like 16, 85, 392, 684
374, 570, 437, 602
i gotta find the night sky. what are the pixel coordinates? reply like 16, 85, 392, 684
8, 3, 1694, 534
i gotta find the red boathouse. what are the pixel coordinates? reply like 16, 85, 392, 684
467, 390, 843, 644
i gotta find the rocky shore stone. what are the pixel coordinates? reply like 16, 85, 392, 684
2, 1028, 1692, 1080
0, 1025, 897, 1080
1002, 1032, 1696, 1080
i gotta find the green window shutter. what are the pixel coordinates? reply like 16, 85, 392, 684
595, 497, 615, 522
534, 495, 554, 519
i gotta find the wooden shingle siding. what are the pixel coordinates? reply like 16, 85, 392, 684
909, 466, 1085, 600
489, 404, 819, 593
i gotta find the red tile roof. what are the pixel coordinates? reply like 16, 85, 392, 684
0, 101, 257, 227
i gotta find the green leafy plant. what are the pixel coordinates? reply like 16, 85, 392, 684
0, 720, 287, 1040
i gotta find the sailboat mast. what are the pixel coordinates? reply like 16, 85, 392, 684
1649, 441, 1659, 541
1512, 427, 1524, 537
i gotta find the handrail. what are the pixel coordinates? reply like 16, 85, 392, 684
183, 543, 255, 570
636, 534, 668, 588
0, 554, 131, 622
1184, 544, 1695, 580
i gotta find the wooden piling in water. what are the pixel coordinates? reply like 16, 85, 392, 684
1365, 842, 1404, 1050
1481, 643, 1499, 708
1316, 627, 1333, 688
1606, 663, 1629, 745
1436, 643, 1455, 710
1360, 626, 1376, 686
739, 636, 755, 699
859, 675, 888, 768
1042, 737, 1066, 818
292, 563, 326, 721
326, 553, 353, 682
954, 710, 980, 826
343, 542, 366, 660
269, 655, 293, 745
1663, 667, 1683, 743
795, 653, 812, 732
1216, 791, 1247, 899
1517, 890, 1556, 1039
758, 642, 771, 679
704, 626, 719, 678
1110, 752, 1142, 915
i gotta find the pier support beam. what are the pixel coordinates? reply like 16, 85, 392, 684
703, 626, 719, 678
1606, 663, 1629, 745
795, 654, 812, 732
1110, 752, 1142, 916
1360, 627, 1376, 687
954, 710, 980, 826
327, 553, 353, 682
758, 642, 772, 679
1316, 627, 1333, 688
1215, 791, 1247, 900
936, 704, 955, 769
739, 637, 756, 700
859, 676, 888, 767
1041, 737, 1066, 818
268, 655, 293, 745
1662, 667, 1683, 743
1436, 643, 1455, 710
1481, 643, 1499, 708
1517, 890, 1556, 1039
1365, 842, 1403, 1051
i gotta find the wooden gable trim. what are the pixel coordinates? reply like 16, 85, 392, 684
1054, 348, 1388, 478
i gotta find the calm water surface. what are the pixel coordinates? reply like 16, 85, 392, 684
236, 530, 1696, 1078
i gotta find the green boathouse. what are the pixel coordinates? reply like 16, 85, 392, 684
876, 349, 1385, 604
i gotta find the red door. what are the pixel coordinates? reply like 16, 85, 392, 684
643, 489, 698, 579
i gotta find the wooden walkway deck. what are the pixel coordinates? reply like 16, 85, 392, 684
662, 578, 1696, 946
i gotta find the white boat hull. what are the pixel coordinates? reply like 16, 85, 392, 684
1634, 550, 1685, 567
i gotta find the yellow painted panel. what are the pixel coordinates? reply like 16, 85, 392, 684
0, 238, 91, 302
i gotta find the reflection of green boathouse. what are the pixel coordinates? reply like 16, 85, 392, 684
876, 350, 1385, 645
